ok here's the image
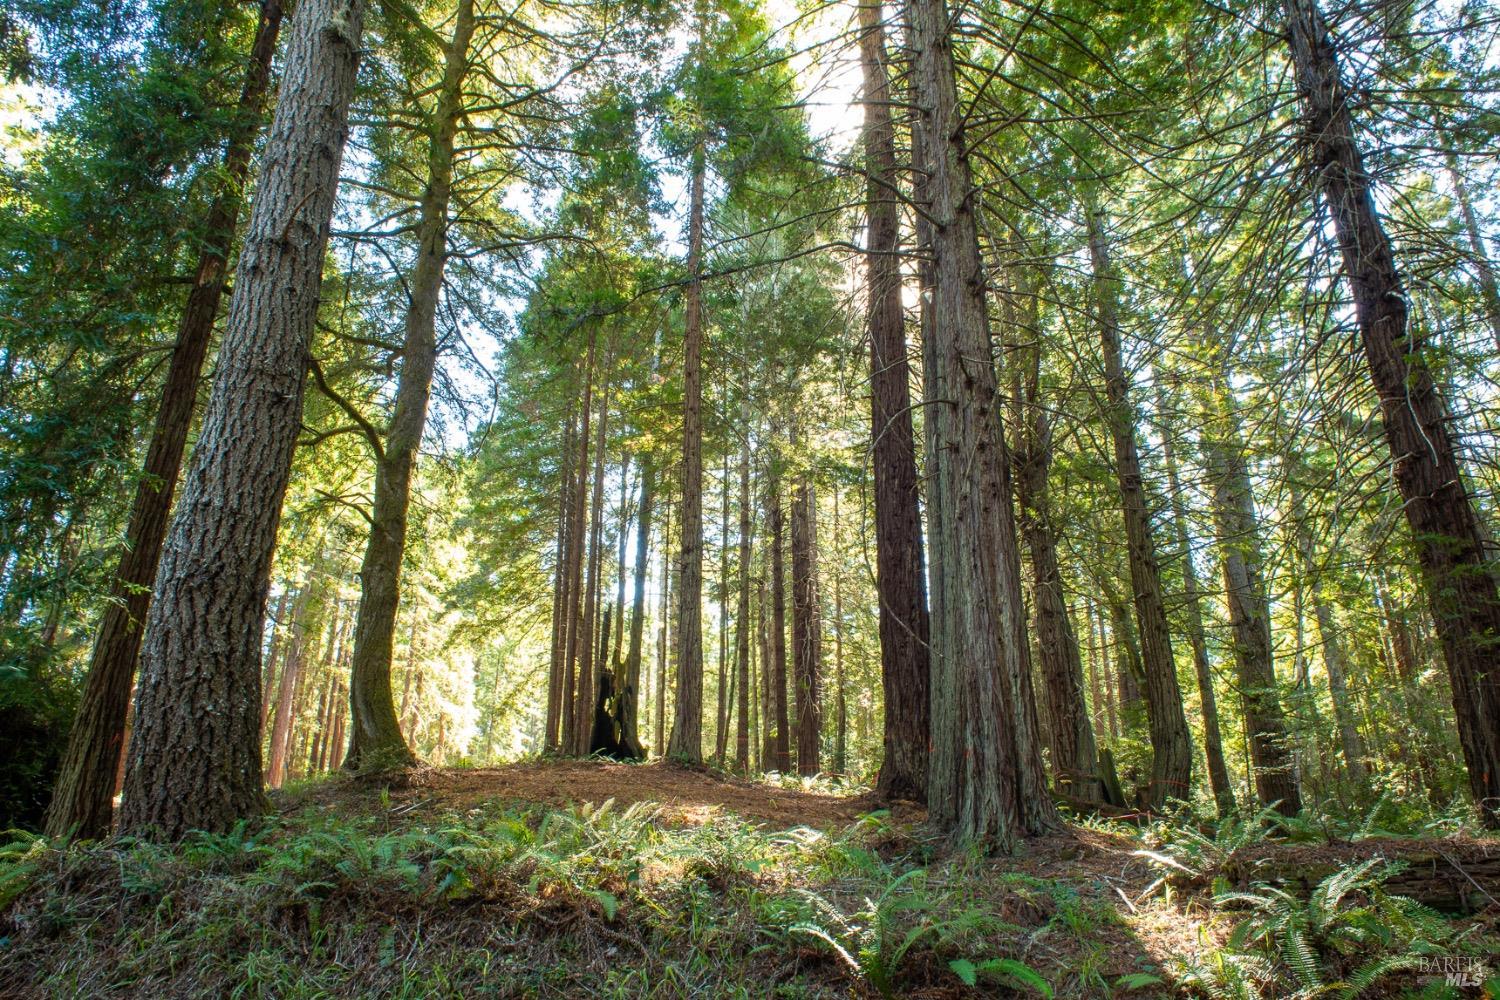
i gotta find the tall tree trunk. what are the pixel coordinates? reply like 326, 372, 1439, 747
734, 430, 753, 774
260, 589, 292, 737
118, 0, 364, 840
1093, 602, 1119, 741
267, 574, 320, 789
907, 0, 1056, 847
1157, 394, 1236, 816
1284, 0, 1500, 827
308, 674, 331, 776
716, 450, 732, 766
1085, 201, 1193, 810
1201, 388, 1301, 815
656, 493, 672, 754
573, 376, 610, 755
44, 0, 286, 842
546, 402, 578, 753
1290, 484, 1367, 786
613, 456, 632, 674
669, 140, 706, 763
1010, 274, 1101, 803
623, 455, 653, 755
1445, 153, 1500, 354
790, 443, 822, 777
561, 342, 597, 755
769, 462, 792, 772
858, 0, 930, 802
758, 569, 774, 769
345, 0, 475, 771
830, 487, 847, 776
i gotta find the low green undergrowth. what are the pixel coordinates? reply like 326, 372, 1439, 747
1, 788, 1494, 999
0, 799, 1124, 998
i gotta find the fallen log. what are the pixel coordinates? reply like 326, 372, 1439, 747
1202, 837, 1500, 914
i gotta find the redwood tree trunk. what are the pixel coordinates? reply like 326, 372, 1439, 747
907, 0, 1056, 848
769, 461, 791, 772
622, 454, 653, 756
1284, 0, 1500, 827
1085, 200, 1193, 810
572, 379, 610, 756
790, 456, 822, 776
546, 403, 578, 753
44, 0, 285, 842
859, 0, 930, 802
345, 0, 475, 771
669, 140, 706, 763
1010, 268, 1101, 804
1293, 502, 1368, 786
1016, 410, 1100, 802
1158, 396, 1236, 816
561, 341, 596, 754
118, 0, 364, 840
1202, 389, 1301, 815
734, 432, 753, 774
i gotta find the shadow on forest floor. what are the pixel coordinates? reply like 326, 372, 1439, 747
3, 760, 1496, 998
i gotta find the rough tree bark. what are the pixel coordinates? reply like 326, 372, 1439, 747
345, 0, 475, 770
768, 457, 792, 772
669, 139, 706, 763
734, 430, 753, 773
656, 493, 672, 753
907, 0, 1057, 847
44, 0, 285, 842
572, 378, 610, 756
859, 0, 930, 802
716, 450, 732, 766
623, 454, 653, 755
1011, 292, 1101, 803
1085, 200, 1193, 810
546, 401, 578, 753
790, 446, 822, 777
1157, 393, 1236, 816
1289, 478, 1368, 786
118, 0, 364, 840
561, 338, 597, 754
1201, 386, 1301, 815
1284, 0, 1500, 826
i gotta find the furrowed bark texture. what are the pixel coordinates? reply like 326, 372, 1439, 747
1284, 0, 1500, 826
790, 462, 822, 776
734, 433, 753, 773
572, 380, 610, 756
769, 462, 791, 772
119, 0, 364, 840
1202, 392, 1301, 815
1085, 202, 1193, 810
1158, 399, 1236, 816
345, 0, 475, 770
623, 455, 653, 753
859, 0, 930, 802
907, 0, 1056, 848
45, 0, 286, 842
1291, 489, 1367, 786
1016, 409, 1100, 803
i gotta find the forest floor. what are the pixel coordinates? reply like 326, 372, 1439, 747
2, 760, 1497, 998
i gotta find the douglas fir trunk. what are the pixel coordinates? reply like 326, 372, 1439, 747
119, 0, 365, 839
